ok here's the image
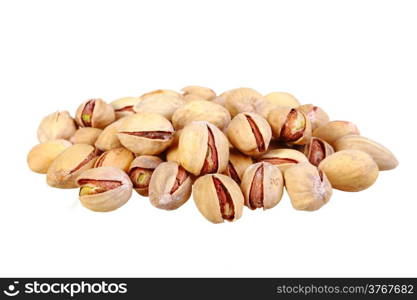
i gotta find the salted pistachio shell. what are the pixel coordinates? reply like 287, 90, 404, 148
149, 162, 192, 210
165, 130, 182, 164
139, 89, 180, 100
117, 113, 174, 155
179, 121, 229, 176
27, 139, 72, 174
181, 86, 216, 101
284, 162, 332, 211
267, 107, 312, 145
128, 155, 163, 196
70, 127, 102, 145
240, 162, 284, 210
304, 137, 334, 166
94, 147, 135, 172
75, 98, 115, 129
111, 97, 141, 119
37, 111, 77, 143
134, 94, 185, 120
313, 121, 359, 145
298, 104, 330, 131
172, 100, 231, 130
77, 167, 132, 212
46, 144, 100, 189
94, 117, 126, 151
223, 149, 253, 184
193, 174, 244, 224
226, 112, 272, 157
258, 148, 309, 172
319, 150, 379, 192
255, 92, 300, 118
333, 135, 398, 171
221, 87, 265, 117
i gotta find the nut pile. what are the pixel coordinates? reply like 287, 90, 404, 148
27, 87, 398, 223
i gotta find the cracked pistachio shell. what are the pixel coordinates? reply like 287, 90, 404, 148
77, 167, 132, 212
70, 127, 102, 145
226, 112, 271, 157
223, 149, 253, 184
284, 162, 332, 211
179, 121, 229, 176
134, 94, 185, 120
111, 97, 141, 119
37, 111, 77, 143
181, 86, 216, 101
267, 107, 312, 145
27, 139, 72, 174
47, 144, 100, 189
258, 148, 309, 172
319, 150, 379, 192
128, 155, 163, 196
139, 89, 180, 100
255, 92, 300, 118
333, 135, 398, 171
75, 98, 115, 129
298, 104, 330, 131
193, 174, 244, 224
304, 137, 334, 167
117, 113, 174, 155
94, 147, 135, 172
149, 161, 192, 210
313, 121, 359, 145
221, 87, 265, 117
94, 117, 126, 151
241, 162, 284, 210
172, 100, 231, 130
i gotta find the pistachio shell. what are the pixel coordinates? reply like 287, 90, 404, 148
37, 111, 77, 143
94, 117, 126, 151
75, 98, 115, 129
128, 155, 163, 196
319, 150, 379, 192
313, 121, 359, 145
27, 139, 72, 174
111, 97, 141, 119
70, 127, 102, 145
258, 148, 309, 172
181, 86, 216, 101
139, 89, 181, 100
94, 147, 135, 172
223, 149, 253, 184
221, 87, 265, 117
255, 92, 300, 118
304, 137, 334, 166
134, 94, 185, 120
298, 104, 330, 131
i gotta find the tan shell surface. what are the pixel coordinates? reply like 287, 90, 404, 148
313, 121, 359, 145
94, 147, 135, 172
181, 86, 216, 101
221, 87, 265, 117
226, 150, 253, 180
94, 117, 126, 151
298, 104, 330, 131
134, 94, 185, 120
70, 127, 102, 145
111, 97, 141, 119
75, 98, 115, 129
27, 139, 72, 174
139, 89, 181, 100
37, 111, 77, 143
258, 148, 309, 172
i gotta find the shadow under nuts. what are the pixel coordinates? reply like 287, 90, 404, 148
193, 174, 244, 224
129, 155, 163, 197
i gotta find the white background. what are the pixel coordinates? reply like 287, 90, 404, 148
0, 0, 416, 277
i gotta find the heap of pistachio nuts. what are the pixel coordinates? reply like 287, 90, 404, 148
27, 87, 398, 223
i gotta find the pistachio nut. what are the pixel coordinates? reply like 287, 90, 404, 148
94, 117, 125, 151
139, 89, 180, 100
181, 86, 216, 101
75, 98, 115, 129
193, 174, 244, 224
128, 155, 163, 196
298, 104, 330, 131
165, 130, 182, 164
226, 112, 272, 156
318, 150, 379, 192
27, 139, 72, 174
117, 113, 174, 155
179, 121, 229, 176
148, 161, 192, 210
284, 162, 332, 211
37, 111, 77, 143
211, 96, 226, 106
255, 92, 300, 118
267, 107, 312, 145
258, 148, 309, 172
221, 87, 265, 117
47, 144, 101, 188
312, 121, 359, 145
333, 135, 398, 171
223, 149, 253, 184
240, 162, 284, 210
171, 100, 231, 130
94, 147, 135, 172
77, 167, 132, 212
303, 137, 334, 166
134, 94, 185, 120
70, 127, 102, 145
111, 96, 141, 119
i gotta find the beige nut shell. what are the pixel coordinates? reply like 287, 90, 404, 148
221, 87, 265, 117
75, 98, 115, 129
129, 155, 163, 196
255, 92, 300, 118
27, 139, 72, 174
134, 94, 185, 120
298, 104, 330, 131
139, 89, 181, 100
224, 150, 253, 182
94, 117, 126, 151
313, 121, 359, 145
258, 148, 309, 172
111, 97, 141, 119
70, 127, 102, 145
181, 86, 216, 101
94, 147, 135, 172
37, 111, 77, 143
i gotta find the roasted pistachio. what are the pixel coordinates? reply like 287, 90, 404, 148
313, 121, 359, 145
258, 148, 309, 172
255, 92, 300, 118
117, 113, 174, 155
223, 149, 253, 184
179, 121, 229, 176
171, 100, 231, 130
319, 150, 379, 192
134, 94, 185, 120
193, 174, 244, 224
165, 130, 182, 164
94, 147, 135, 172
284, 162, 332, 211
333, 135, 398, 171
77, 167, 132, 212
148, 162, 192, 210
75, 98, 115, 129
181, 86, 216, 101
111, 97, 141, 119
94, 117, 125, 151
298, 104, 330, 131
37, 111, 77, 143
47, 144, 101, 189
27, 139, 72, 174
240, 162, 284, 210
70, 127, 102, 145
221, 87, 265, 117
128, 155, 163, 196
139, 89, 181, 101
303, 137, 334, 166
